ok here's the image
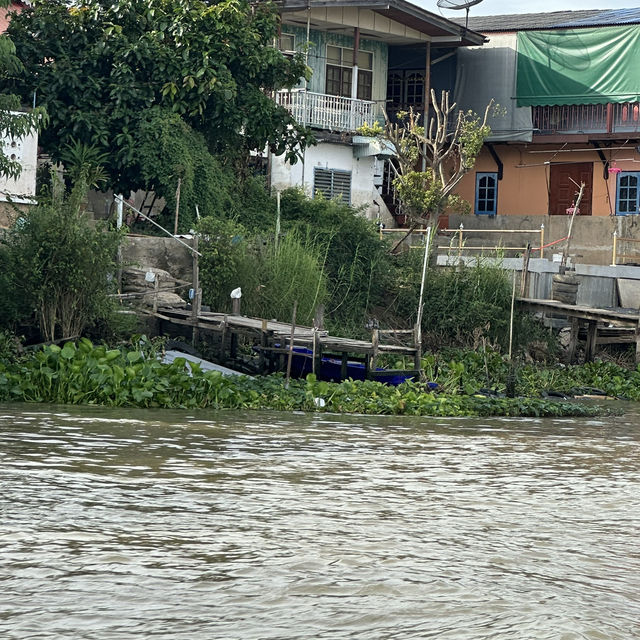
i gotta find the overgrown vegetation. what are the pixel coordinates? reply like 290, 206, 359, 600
0, 339, 609, 418
3, 0, 313, 199
0, 179, 122, 342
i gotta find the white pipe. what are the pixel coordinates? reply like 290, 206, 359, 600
115, 193, 123, 230
114, 195, 202, 257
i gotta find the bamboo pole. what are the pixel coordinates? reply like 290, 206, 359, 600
560, 181, 585, 272
285, 301, 298, 389
612, 230, 618, 266
414, 227, 432, 372
540, 224, 545, 260
508, 270, 516, 361
457, 223, 464, 257
191, 235, 200, 345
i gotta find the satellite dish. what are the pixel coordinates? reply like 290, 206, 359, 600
437, 0, 484, 30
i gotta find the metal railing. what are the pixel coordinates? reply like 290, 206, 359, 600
275, 89, 379, 132
533, 102, 640, 135
438, 224, 547, 258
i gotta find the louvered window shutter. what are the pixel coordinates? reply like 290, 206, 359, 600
313, 168, 351, 204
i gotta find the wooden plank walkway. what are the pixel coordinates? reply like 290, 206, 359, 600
517, 297, 640, 363
151, 307, 421, 377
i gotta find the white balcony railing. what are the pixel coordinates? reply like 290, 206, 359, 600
275, 89, 379, 132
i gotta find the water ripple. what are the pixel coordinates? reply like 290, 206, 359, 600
0, 404, 639, 639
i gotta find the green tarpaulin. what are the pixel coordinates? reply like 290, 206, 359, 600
517, 25, 640, 106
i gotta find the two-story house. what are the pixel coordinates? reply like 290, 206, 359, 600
269, 0, 485, 224
452, 9, 640, 218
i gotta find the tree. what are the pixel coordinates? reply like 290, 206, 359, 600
0, 176, 122, 341
0, 0, 46, 179
361, 89, 493, 244
3, 0, 313, 193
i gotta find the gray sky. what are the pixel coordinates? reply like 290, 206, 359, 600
420, 0, 634, 16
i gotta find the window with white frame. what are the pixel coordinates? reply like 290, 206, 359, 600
616, 172, 640, 215
278, 33, 295, 56
314, 168, 351, 203
475, 172, 498, 215
325, 45, 373, 101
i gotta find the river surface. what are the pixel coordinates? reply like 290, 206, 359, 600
1, 403, 639, 639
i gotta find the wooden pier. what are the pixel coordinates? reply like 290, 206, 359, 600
518, 297, 640, 363
150, 307, 421, 379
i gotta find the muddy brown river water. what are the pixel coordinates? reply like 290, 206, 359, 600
1, 404, 639, 639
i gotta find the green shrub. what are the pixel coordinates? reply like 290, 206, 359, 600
198, 216, 328, 326
135, 108, 238, 231
279, 188, 393, 331
394, 253, 513, 349
0, 180, 122, 341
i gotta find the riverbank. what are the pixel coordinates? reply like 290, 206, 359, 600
0, 339, 625, 418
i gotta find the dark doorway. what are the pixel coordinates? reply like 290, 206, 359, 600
549, 162, 593, 215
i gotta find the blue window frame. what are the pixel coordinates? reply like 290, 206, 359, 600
475, 172, 498, 215
616, 172, 640, 215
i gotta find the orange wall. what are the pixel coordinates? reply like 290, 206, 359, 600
455, 143, 640, 217
0, 2, 23, 33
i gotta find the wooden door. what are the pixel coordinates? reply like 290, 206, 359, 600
549, 162, 593, 215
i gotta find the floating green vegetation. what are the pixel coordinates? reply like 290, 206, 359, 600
0, 340, 611, 418
420, 348, 640, 401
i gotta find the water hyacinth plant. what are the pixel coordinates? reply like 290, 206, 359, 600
0, 339, 610, 418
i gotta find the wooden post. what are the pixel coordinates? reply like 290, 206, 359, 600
508, 270, 516, 361
220, 316, 227, 363
313, 330, 322, 376
285, 301, 298, 388
568, 317, 580, 364
173, 177, 182, 236
561, 181, 585, 272
520, 243, 531, 298
314, 304, 325, 331
259, 319, 268, 373
585, 320, 598, 362
369, 328, 379, 373
191, 235, 200, 345
341, 353, 349, 380
539, 224, 545, 260
229, 296, 240, 361
351, 27, 360, 100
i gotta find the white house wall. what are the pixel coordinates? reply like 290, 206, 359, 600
271, 142, 394, 224
0, 127, 38, 203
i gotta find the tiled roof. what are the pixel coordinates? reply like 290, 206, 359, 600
452, 9, 640, 32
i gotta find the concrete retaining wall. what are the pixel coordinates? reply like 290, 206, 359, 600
444, 213, 640, 267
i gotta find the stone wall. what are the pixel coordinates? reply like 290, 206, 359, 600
121, 235, 194, 283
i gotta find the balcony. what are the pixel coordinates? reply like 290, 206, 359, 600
533, 103, 640, 135
275, 89, 380, 133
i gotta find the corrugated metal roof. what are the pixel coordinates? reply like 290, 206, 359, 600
554, 7, 640, 27
453, 9, 633, 33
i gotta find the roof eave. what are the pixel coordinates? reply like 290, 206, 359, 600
277, 0, 486, 47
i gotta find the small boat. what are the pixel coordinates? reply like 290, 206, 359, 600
162, 349, 248, 377
281, 346, 421, 386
